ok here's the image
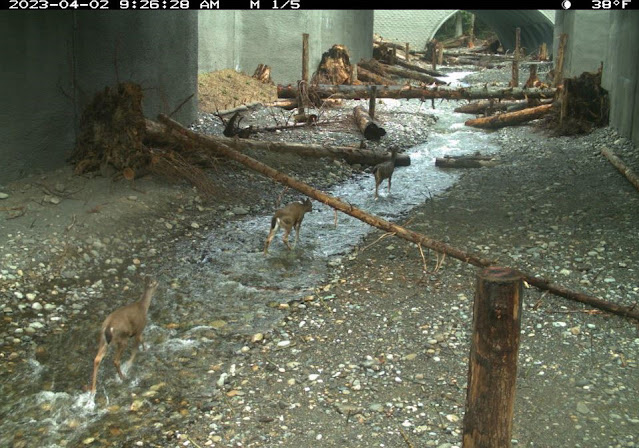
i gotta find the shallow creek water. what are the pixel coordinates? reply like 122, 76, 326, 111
1, 72, 504, 447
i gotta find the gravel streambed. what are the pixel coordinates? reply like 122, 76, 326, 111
1, 65, 638, 447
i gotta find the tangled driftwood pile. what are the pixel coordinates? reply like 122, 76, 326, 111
70, 82, 218, 196
70, 83, 149, 178
311, 44, 353, 85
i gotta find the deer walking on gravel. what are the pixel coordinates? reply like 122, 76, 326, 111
91, 276, 159, 394
373, 146, 400, 200
264, 198, 312, 254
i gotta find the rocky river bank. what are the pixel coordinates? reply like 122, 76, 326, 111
1, 65, 638, 448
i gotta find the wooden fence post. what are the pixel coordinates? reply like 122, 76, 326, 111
369, 85, 377, 119
511, 28, 521, 87
553, 33, 568, 88
463, 267, 523, 448
298, 33, 309, 116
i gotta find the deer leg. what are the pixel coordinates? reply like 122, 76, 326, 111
113, 340, 128, 381
127, 334, 142, 366
388, 176, 392, 193
292, 222, 302, 248
91, 337, 108, 393
282, 227, 293, 250
374, 180, 380, 200
264, 221, 280, 254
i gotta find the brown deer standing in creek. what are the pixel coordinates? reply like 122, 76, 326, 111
91, 276, 159, 394
373, 146, 400, 200
263, 198, 312, 254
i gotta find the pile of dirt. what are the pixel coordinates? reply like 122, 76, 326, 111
198, 69, 278, 113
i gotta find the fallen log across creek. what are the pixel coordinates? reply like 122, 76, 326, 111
277, 84, 557, 101
145, 119, 409, 167
155, 113, 639, 322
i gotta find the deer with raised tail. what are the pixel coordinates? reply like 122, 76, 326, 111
91, 276, 159, 394
264, 198, 312, 254
373, 146, 400, 200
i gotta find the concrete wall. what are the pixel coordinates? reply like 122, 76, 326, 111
601, 11, 639, 146
0, 11, 198, 184
198, 11, 374, 85
1, 14, 75, 182
375, 10, 554, 54
555, 10, 638, 146
554, 10, 611, 77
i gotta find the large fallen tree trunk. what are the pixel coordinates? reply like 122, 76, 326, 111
465, 103, 553, 129
359, 58, 445, 85
353, 106, 386, 140
601, 146, 639, 192
155, 113, 639, 322
145, 118, 409, 167
277, 84, 557, 101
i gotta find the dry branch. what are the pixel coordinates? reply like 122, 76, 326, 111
601, 146, 639, 192
156, 113, 639, 322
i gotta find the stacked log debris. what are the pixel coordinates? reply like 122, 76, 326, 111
359, 58, 444, 85
356, 66, 397, 85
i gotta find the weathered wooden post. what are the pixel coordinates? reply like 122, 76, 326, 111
405, 42, 410, 62
369, 85, 377, 119
511, 28, 521, 87
298, 33, 310, 116
553, 33, 568, 88
469, 13, 475, 47
463, 267, 523, 448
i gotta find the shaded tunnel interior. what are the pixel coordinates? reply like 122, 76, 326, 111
468, 10, 554, 55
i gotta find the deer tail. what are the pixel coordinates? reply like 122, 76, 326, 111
104, 326, 113, 345
270, 216, 280, 230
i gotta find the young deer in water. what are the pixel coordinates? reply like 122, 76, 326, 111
91, 276, 159, 394
373, 146, 399, 200
263, 198, 312, 254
